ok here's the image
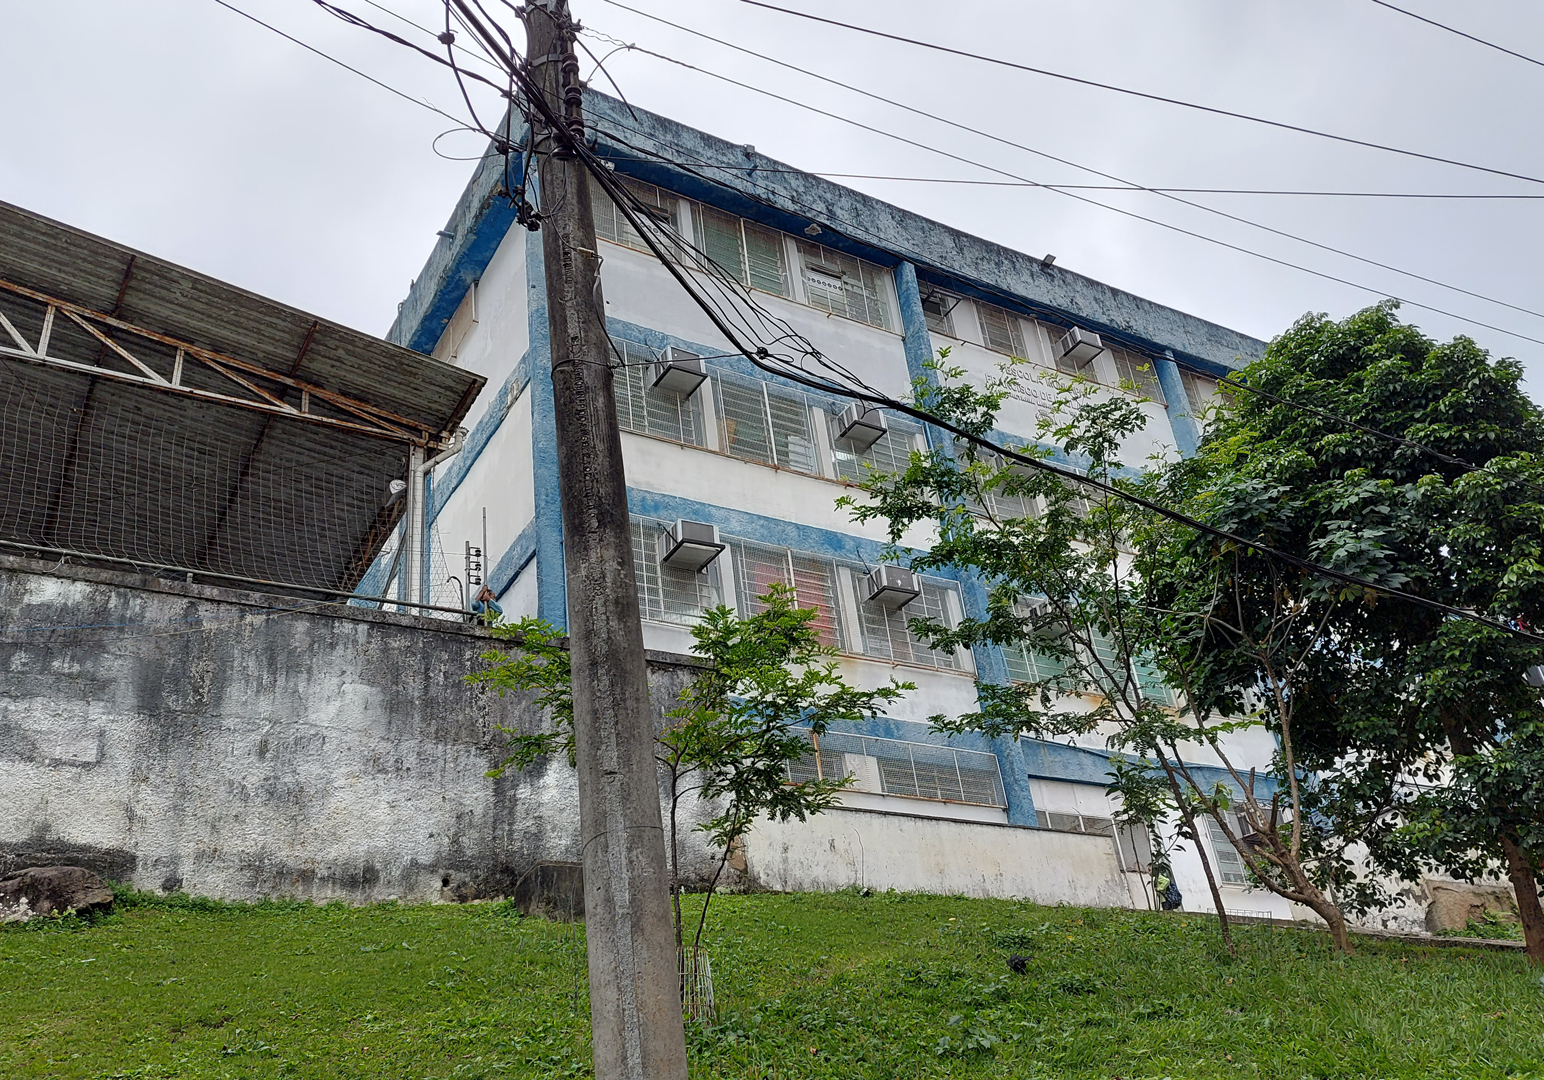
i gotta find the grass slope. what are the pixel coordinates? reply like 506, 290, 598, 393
2, 889, 1541, 1079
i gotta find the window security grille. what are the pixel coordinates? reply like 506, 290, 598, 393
791, 730, 1007, 808
612, 339, 708, 446
713, 371, 819, 473
976, 302, 1025, 356
1003, 639, 1066, 683
691, 204, 788, 296
1109, 345, 1166, 403
631, 517, 721, 625
727, 538, 845, 649
920, 287, 959, 336
795, 242, 893, 330
591, 175, 680, 252
829, 410, 923, 482
1132, 653, 1177, 706
853, 572, 959, 670
1205, 814, 1251, 885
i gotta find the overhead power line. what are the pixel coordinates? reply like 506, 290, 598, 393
209, 0, 467, 125
299, 0, 1544, 645
600, 39, 1544, 348
587, 117, 1536, 491
775, 173, 1544, 201
593, 4, 1544, 327
733, 0, 1544, 189
1367, 0, 1544, 69
588, 169, 1544, 646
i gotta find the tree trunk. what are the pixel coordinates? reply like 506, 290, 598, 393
668, 777, 683, 954
1500, 833, 1544, 965
1178, 804, 1234, 956
1298, 879, 1353, 954
1442, 715, 1541, 963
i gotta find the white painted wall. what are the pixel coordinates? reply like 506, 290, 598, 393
430, 229, 529, 434
746, 807, 1142, 908
432, 391, 535, 602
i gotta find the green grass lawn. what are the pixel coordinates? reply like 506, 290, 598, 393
3, 889, 1541, 1080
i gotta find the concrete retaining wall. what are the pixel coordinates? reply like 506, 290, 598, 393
0, 556, 1136, 909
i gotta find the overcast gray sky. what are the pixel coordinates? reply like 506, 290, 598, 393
5, 0, 1541, 398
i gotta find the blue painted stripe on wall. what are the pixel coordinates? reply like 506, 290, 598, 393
1022, 739, 1278, 798
1155, 353, 1199, 458
525, 224, 567, 628
894, 262, 936, 389
489, 518, 540, 598
403, 163, 526, 356
626, 487, 890, 564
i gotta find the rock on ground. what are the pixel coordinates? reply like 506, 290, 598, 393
0, 866, 115, 923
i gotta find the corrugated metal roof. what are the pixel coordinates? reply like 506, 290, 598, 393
0, 201, 487, 599
0, 200, 484, 435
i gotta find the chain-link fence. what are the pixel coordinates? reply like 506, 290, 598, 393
0, 359, 409, 599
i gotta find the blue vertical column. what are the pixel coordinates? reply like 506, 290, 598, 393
1155, 350, 1199, 459
894, 262, 1037, 827
526, 219, 567, 627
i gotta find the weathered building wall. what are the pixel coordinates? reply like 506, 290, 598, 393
0, 557, 1137, 908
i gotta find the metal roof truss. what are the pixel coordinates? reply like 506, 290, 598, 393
0, 277, 445, 447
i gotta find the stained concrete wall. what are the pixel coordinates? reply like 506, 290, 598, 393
0, 556, 1136, 909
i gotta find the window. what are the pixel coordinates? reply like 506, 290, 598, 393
1205, 814, 1251, 885
691, 204, 789, 295
1132, 653, 1177, 706
791, 730, 1006, 808
432, 283, 477, 363
1040, 810, 1115, 835
795, 241, 893, 330
612, 339, 708, 446
976, 302, 1025, 356
727, 538, 845, 649
714, 372, 819, 473
1109, 345, 1165, 403
1116, 823, 1153, 872
1004, 637, 1066, 683
968, 454, 1040, 521
631, 517, 722, 625
830, 410, 924, 483
591, 175, 680, 252
920, 286, 960, 336
1181, 369, 1219, 415
853, 572, 959, 670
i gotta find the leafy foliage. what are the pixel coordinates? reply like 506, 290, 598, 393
1182, 303, 1544, 960
845, 351, 1355, 949
469, 588, 910, 966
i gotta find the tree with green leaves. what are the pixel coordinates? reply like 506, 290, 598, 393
845, 353, 1360, 952
1176, 303, 1544, 963
469, 585, 911, 1007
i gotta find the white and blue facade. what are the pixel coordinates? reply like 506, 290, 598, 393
380, 94, 1299, 916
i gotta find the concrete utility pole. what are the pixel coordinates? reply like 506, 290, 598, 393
524, 4, 690, 1078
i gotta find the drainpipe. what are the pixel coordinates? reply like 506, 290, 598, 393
402, 429, 467, 607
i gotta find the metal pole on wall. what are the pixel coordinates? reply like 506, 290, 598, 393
523, 3, 689, 1077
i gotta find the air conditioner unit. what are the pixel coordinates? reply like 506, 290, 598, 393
660, 519, 724, 573
835, 402, 888, 451
1056, 327, 1105, 369
651, 346, 707, 397
1020, 599, 1069, 641
865, 565, 921, 610
1528, 665, 1544, 689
